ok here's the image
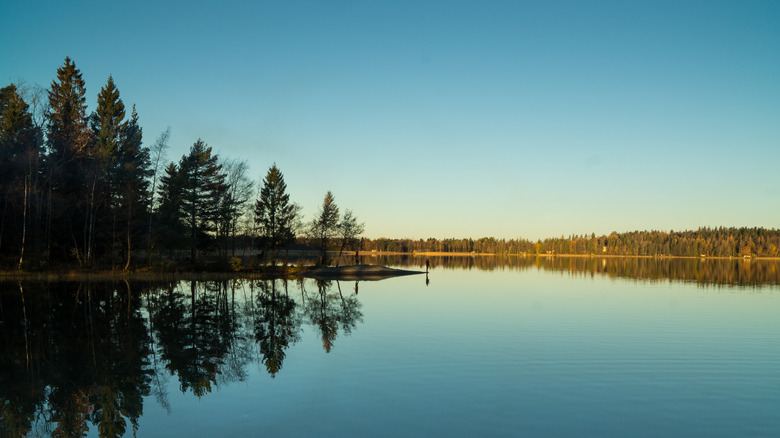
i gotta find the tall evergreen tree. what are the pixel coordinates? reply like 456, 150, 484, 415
309, 191, 339, 265
116, 106, 151, 269
178, 139, 226, 263
91, 76, 125, 162
47, 57, 88, 162
0, 84, 42, 266
255, 164, 297, 261
0, 84, 38, 173
45, 57, 90, 262
153, 163, 186, 258
84, 75, 127, 265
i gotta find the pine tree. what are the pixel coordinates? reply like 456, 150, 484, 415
45, 57, 90, 262
309, 191, 339, 265
84, 75, 127, 265
178, 139, 226, 263
154, 163, 185, 258
47, 57, 88, 162
255, 164, 297, 262
91, 76, 125, 162
116, 106, 150, 269
0, 84, 42, 266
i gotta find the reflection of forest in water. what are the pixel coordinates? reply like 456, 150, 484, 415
364, 254, 780, 287
0, 278, 361, 437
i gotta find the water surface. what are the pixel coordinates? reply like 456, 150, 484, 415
1, 258, 778, 437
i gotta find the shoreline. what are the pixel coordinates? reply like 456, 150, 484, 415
2, 253, 778, 281
366, 251, 780, 261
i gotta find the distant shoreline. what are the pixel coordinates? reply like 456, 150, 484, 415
2, 252, 777, 281
363, 251, 780, 261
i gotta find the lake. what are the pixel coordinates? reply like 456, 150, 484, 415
1, 256, 779, 437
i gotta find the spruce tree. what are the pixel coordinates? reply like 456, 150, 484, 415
309, 191, 339, 265
255, 164, 297, 262
91, 76, 125, 162
178, 139, 226, 263
85, 75, 127, 265
0, 84, 42, 266
154, 162, 186, 258
116, 106, 150, 269
45, 57, 90, 262
47, 57, 88, 161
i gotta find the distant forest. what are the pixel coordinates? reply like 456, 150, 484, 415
361, 227, 780, 258
1, 58, 777, 271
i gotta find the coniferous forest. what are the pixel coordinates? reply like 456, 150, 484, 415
1, 58, 778, 270
361, 227, 780, 258
0, 58, 363, 270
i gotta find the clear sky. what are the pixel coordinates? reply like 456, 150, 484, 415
2, 0, 778, 240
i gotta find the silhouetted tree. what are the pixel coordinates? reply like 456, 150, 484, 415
147, 127, 170, 261
86, 75, 126, 266
45, 57, 90, 262
0, 84, 42, 267
335, 209, 364, 264
154, 163, 186, 258
116, 106, 151, 270
216, 158, 253, 260
178, 139, 226, 263
255, 164, 297, 262
309, 191, 339, 265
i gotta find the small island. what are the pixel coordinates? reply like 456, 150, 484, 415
301, 264, 423, 281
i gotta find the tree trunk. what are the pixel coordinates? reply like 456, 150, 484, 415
84, 177, 97, 267
18, 283, 30, 372
111, 197, 118, 269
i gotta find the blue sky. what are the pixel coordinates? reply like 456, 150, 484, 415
2, 0, 778, 240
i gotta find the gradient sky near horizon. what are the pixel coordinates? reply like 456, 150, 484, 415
2, 0, 778, 240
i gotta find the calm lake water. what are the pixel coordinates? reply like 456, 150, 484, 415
1, 257, 779, 437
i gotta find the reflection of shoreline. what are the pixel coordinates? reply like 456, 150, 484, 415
0, 278, 365, 435
366, 251, 780, 261
370, 254, 780, 287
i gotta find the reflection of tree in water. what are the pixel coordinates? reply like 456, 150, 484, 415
334, 281, 363, 336
251, 278, 301, 377
370, 254, 780, 287
303, 279, 363, 353
0, 278, 365, 435
0, 281, 154, 438
149, 280, 246, 398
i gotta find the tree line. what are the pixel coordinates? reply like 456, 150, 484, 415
361, 227, 780, 258
4, 58, 775, 269
0, 57, 363, 270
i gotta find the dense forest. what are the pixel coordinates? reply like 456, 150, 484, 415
361, 227, 780, 258
0, 57, 362, 270
2, 58, 777, 270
